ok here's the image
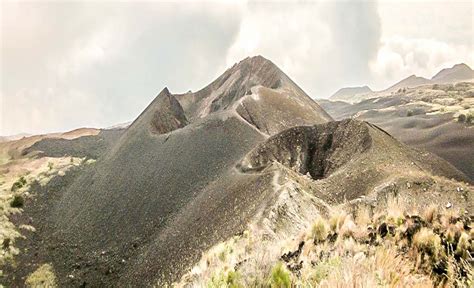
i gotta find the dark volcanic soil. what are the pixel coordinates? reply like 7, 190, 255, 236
318, 97, 474, 181
5, 57, 471, 287
22, 129, 124, 159
5, 56, 333, 287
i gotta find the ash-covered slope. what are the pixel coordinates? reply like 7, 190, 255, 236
174, 55, 332, 132
318, 82, 474, 181
179, 119, 471, 286
384, 74, 432, 93
7, 56, 333, 287
432, 63, 474, 83
239, 119, 469, 203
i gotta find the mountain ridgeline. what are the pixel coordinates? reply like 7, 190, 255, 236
7, 56, 472, 287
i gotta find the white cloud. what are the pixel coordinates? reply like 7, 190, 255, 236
1, 1, 242, 135
1, 0, 472, 135
370, 36, 474, 90
225, 1, 381, 98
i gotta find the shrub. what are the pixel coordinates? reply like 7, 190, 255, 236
11, 176, 27, 192
466, 113, 474, 124
406, 110, 414, 117
48, 162, 54, 171
269, 262, 291, 288
458, 114, 466, 123
10, 195, 25, 208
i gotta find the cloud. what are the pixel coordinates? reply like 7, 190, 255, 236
1, 0, 472, 135
370, 37, 474, 90
226, 1, 381, 98
369, 0, 474, 90
1, 1, 242, 135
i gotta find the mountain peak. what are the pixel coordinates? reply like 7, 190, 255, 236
452, 63, 470, 69
384, 74, 431, 92
432, 63, 474, 82
175, 56, 331, 124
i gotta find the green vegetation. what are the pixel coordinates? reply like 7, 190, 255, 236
183, 202, 473, 287
208, 270, 242, 288
269, 262, 291, 288
310, 257, 341, 284
310, 217, 328, 243
11, 176, 27, 191
10, 195, 25, 208
48, 161, 54, 171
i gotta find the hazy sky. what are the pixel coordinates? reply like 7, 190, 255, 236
1, 0, 473, 135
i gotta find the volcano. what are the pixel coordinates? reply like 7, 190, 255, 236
7, 56, 471, 287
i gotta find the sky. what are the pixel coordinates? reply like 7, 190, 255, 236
1, 0, 473, 135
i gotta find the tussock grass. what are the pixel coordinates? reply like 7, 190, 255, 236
25, 263, 57, 287
269, 262, 291, 288
177, 200, 473, 287
309, 218, 328, 243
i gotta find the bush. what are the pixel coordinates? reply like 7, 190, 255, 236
10, 195, 25, 208
406, 110, 414, 117
458, 114, 466, 123
11, 176, 27, 192
269, 262, 291, 288
466, 113, 474, 124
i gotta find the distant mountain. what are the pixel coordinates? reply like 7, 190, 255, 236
0, 133, 30, 142
330, 85, 373, 102
384, 75, 432, 93
105, 121, 132, 130
329, 63, 473, 103
432, 63, 474, 83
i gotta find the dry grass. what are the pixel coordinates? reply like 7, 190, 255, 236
176, 199, 473, 287
25, 263, 57, 287
309, 217, 328, 243
0, 155, 87, 266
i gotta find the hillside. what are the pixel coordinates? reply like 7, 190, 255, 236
4, 56, 333, 287
383, 75, 432, 93
2, 56, 472, 287
329, 86, 373, 102
330, 63, 474, 104
318, 82, 474, 180
432, 63, 474, 83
